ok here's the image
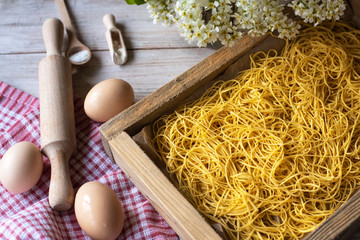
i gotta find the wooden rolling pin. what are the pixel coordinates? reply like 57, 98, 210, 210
39, 18, 76, 211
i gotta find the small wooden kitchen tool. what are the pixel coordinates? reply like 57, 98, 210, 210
55, 0, 91, 65
39, 18, 76, 211
103, 14, 127, 65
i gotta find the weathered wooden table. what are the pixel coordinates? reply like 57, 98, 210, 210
1, 1, 360, 239
0, 0, 216, 100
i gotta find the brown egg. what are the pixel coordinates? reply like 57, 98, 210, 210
74, 181, 125, 240
84, 78, 134, 122
0, 141, 43, 193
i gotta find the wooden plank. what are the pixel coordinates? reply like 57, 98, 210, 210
0, 47, 214, 99
100, 34, 268, 160
0, 0, 196, 55
109, 131, 222, 240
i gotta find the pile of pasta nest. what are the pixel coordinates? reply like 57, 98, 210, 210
152, 21, 360, 240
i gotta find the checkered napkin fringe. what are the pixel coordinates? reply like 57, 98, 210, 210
0, 81, 178, 240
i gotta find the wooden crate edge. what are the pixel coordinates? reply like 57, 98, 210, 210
109, 131, 223, 240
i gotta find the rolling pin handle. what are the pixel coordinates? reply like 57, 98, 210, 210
47, 147, 74, 211
42, 18, 64, 56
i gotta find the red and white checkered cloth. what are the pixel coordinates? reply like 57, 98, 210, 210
0, 81, 178, 240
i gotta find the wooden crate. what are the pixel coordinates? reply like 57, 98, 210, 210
100, 1, 360, 239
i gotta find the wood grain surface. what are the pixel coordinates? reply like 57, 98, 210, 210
0, 0, 216, 100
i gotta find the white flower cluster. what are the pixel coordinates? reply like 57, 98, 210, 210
145, 0, 346, 47
289, 0, 346, 25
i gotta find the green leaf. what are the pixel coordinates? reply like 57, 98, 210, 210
125, 0, 145, 5
135, 0, 146, 4
125, 0, 135, 4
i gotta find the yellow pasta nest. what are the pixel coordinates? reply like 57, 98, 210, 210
152, 21, 360, 240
